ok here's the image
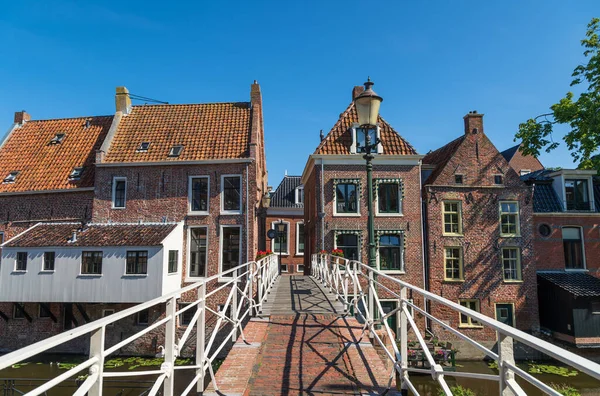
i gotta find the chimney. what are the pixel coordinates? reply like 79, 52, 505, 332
69, 230, 77, 243
14, 111, 31, 125
463, 110, 484, 135
115, 86, 132, 114
250, 80, 262, 108
352, 85, 365, 101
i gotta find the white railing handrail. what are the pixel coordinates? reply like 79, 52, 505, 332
312, 253, 600, 395
0, 253, 280, 396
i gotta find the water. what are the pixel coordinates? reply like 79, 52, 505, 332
1, 356, 599, 395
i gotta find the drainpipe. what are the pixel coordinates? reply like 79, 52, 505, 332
246, 162, 250, 263
419, 160, 430, 332
320, 158, 325, 251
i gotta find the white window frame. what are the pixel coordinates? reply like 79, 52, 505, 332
297, 264, 305, 273
296, 222, 305, 256
564, 177, 594, 211
103, 309, 115, 327
562, 225, 587, 271
499, 201, 520, 237
295, 186, 304, 205
111, 177, 127, 209
220, 174, 242, 215
376, 233, 405, 274
42, 251, 55, 272
14, 252, 27, 272
188, 175, 210, 215
375, 182, 403, 217
334, 232, 361, 262
350, 123, 383, 154
271, 221, 290, 256
281, 264, 288, 273
219, 225, 243, 280
333, 181, 361, 217
186, 226, 209, 281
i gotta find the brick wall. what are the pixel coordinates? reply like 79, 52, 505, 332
266, 214, 305, 273
508, 149, 543, 175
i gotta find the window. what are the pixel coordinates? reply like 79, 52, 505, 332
520, 169, 531, 176
137, 142, 150, 152
179, 303, 197, 326
189, 176, 209, 213
43, 252, 55, 271
135, 309, 149, 326
16, 252, 27, 271
39, 303, 51, 318
81, 251, 103, 275
296, 223, 305, 255
494, 175, 503, 185
0, 232, 4, 244
103, 309, 115, 326
591, 300, 600, 315
355, 127, 378, 153
377, 183, 401, 214
444, 247, 463, 281
13, 303, 25, 319
295, 186, 304, 205
168, 144, 183, 157
454, 174, 463, 184
502, 248, 522, 281
3, 171, 19, 184
443, 201, 462, 235
378, 234, 403, 271
168, 250, 178, 273
336, 233, 359, 261
222, 175, 242, 213
565, 179, 591, 211
49, 133, 65, 145
189, 228, 207, 278
112, 177, 126, 209
69, 167, 84, 181
281, 264, 288, 273
500, 202, 520, 236
126, 251, 148, 275
297, 264, 305, 273
221, 226, 241, 276
563, 227, 585, 269
335, 183, 359, 214
271, 222, 289, 255
459, 299, 481, 327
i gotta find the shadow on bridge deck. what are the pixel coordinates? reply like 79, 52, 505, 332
205, 275, 401, 395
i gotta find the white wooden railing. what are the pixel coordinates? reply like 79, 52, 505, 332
312, 253, 600, 396
0, 254, 279, 396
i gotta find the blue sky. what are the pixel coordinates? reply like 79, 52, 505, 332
0, 1, 598, 183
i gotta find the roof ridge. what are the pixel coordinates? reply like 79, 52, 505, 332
132, 101, 250, 108
25, 115, 114, 123
314, 102, 355, 153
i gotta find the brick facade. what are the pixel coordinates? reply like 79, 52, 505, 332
266, 213, 305, 273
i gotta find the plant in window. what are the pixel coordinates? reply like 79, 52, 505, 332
331, 249, 344, 257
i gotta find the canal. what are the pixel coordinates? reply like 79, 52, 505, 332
1, 356, 599, 395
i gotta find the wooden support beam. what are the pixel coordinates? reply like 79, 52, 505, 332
0, 310, 8, 322
76, 303, 91, 323
14, 303, 32, 323
40, 303, 57, 323
64, 303, 78, 329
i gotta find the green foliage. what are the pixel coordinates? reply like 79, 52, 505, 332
437, 385, 476, 396
528, 363, 578, 377
551, 383, 581, 396
487, 361, 498, 370
516, 18, 600, 171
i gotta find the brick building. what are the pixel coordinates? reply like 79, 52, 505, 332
302, 83, 425, 335
265, 175, 305, 273
523, 169, 600, 346
500, 143, 544, 176
422, 112, 539, 345
0, 82, 268, 353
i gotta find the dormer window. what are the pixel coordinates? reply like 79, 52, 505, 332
455, 174, 464, 185
565, 179, 591, 211
295, 186, 304, 205
168, 145, 183, 157
69, 167, 84, 181
3, 171, 19, 184
137, 142, 150, 152
350, 125, 382, 154
49, 133, 65, 145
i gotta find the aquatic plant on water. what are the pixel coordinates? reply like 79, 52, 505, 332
528, 363, 578, 377
550, 383, 580, 396
437, 385, 476, 396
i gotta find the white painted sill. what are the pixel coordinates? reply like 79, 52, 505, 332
333, 212, 361, 217
376, 212, 404, 217
11, 270, 27, 274
185, 276, 207, 283
379, 270, 406, 275
123, 274, 149, 278
188, 211, 209, 216
220, 210, 242, 216
111, 206, 126, 210
78, 274, 103, 278
39, 270, 55, 274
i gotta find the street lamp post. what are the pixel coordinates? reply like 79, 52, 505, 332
354, 78, 383, 270
276, 220, 286, 275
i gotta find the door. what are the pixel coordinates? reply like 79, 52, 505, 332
495, 304, 514, 327
381, 301, 398, 338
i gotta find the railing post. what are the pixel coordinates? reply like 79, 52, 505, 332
498, 332, 516, 396
249, 262, 255, 317
163, 296, 177, 396
88, 326, 105, 396
196, 283, 206, 393
399, 286, 408, 394
232, 268, 239, 342
368, 270, 375, 330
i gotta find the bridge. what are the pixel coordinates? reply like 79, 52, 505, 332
0, 254, 599, 395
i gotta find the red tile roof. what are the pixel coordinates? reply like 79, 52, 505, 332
103, 103, 252, 163
314, 103, 417, 155
0, 116, 113, 193
2, 222, 177, 247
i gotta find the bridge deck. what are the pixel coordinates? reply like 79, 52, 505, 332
207, 275, 399, 395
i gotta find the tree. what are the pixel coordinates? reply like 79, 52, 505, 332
515, 18, 600, 171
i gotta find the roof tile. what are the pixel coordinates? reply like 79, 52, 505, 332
538, 272, 600, 297
270, 176, 303, 208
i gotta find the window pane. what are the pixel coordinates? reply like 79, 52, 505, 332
221, 227, 241, 275
168, 250, 178, 273
563, 227, 584, 269
379, 234, 402, 271
114, 180, 126, 208
336, 183, 358, 213
378, 183, 400, 213
16, 252, 27, 271
44, 252, 55, 271
82, 251, 102, 274
223, 177, 241, 211
191, 177, 209, 211
445, 247, 462, 280
190, 228, 207, 277
502, 248, 520, 280
336, 234, 359, 260
297, 224, 305, 253
356, 128, 377, 153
